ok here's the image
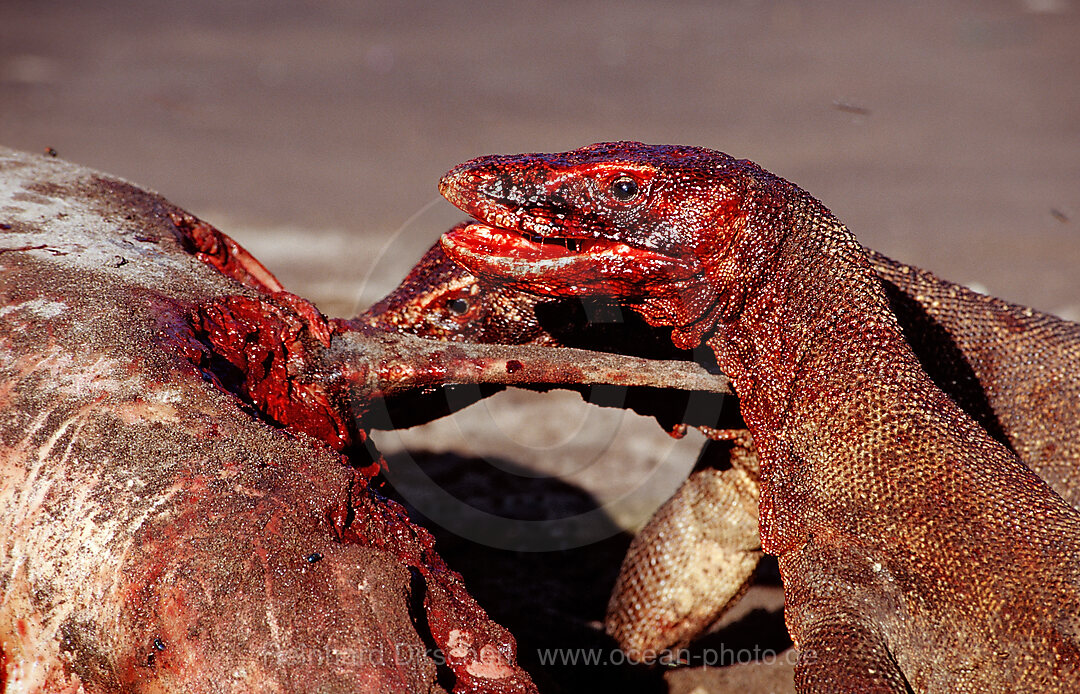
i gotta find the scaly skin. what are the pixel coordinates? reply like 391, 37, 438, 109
361, 238, 1080, 661
435, 142, 1080, 691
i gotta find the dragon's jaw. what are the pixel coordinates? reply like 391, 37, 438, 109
437, 145, 704, 298
440, 222, 698, 298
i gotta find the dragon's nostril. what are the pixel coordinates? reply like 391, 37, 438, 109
479, 176, 506, 199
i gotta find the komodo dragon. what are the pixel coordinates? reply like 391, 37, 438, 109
432, 142, 1080, 691
360, 233, 1080, 663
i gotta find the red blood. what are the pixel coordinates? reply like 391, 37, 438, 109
192, 293, 361, 453
169, 212, 284, 293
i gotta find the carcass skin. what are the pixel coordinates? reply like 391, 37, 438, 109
0, 148, 542, 693
0, 147, 730, 692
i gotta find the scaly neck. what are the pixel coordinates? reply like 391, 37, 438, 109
705, 189, 930, 552
712, 189, 907, 418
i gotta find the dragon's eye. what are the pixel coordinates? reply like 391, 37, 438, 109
447, 298, 470, 315
610, 175, 640, 202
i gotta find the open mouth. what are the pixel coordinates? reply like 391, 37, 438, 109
440, 222, 698, 297
523, 233, 586, 252
451, 223, 618, 260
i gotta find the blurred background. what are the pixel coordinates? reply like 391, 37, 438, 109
3, 1, 1077, 317
3, 1, 1077, 691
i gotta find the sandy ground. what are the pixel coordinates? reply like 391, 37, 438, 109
2, 1, 1078, 691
